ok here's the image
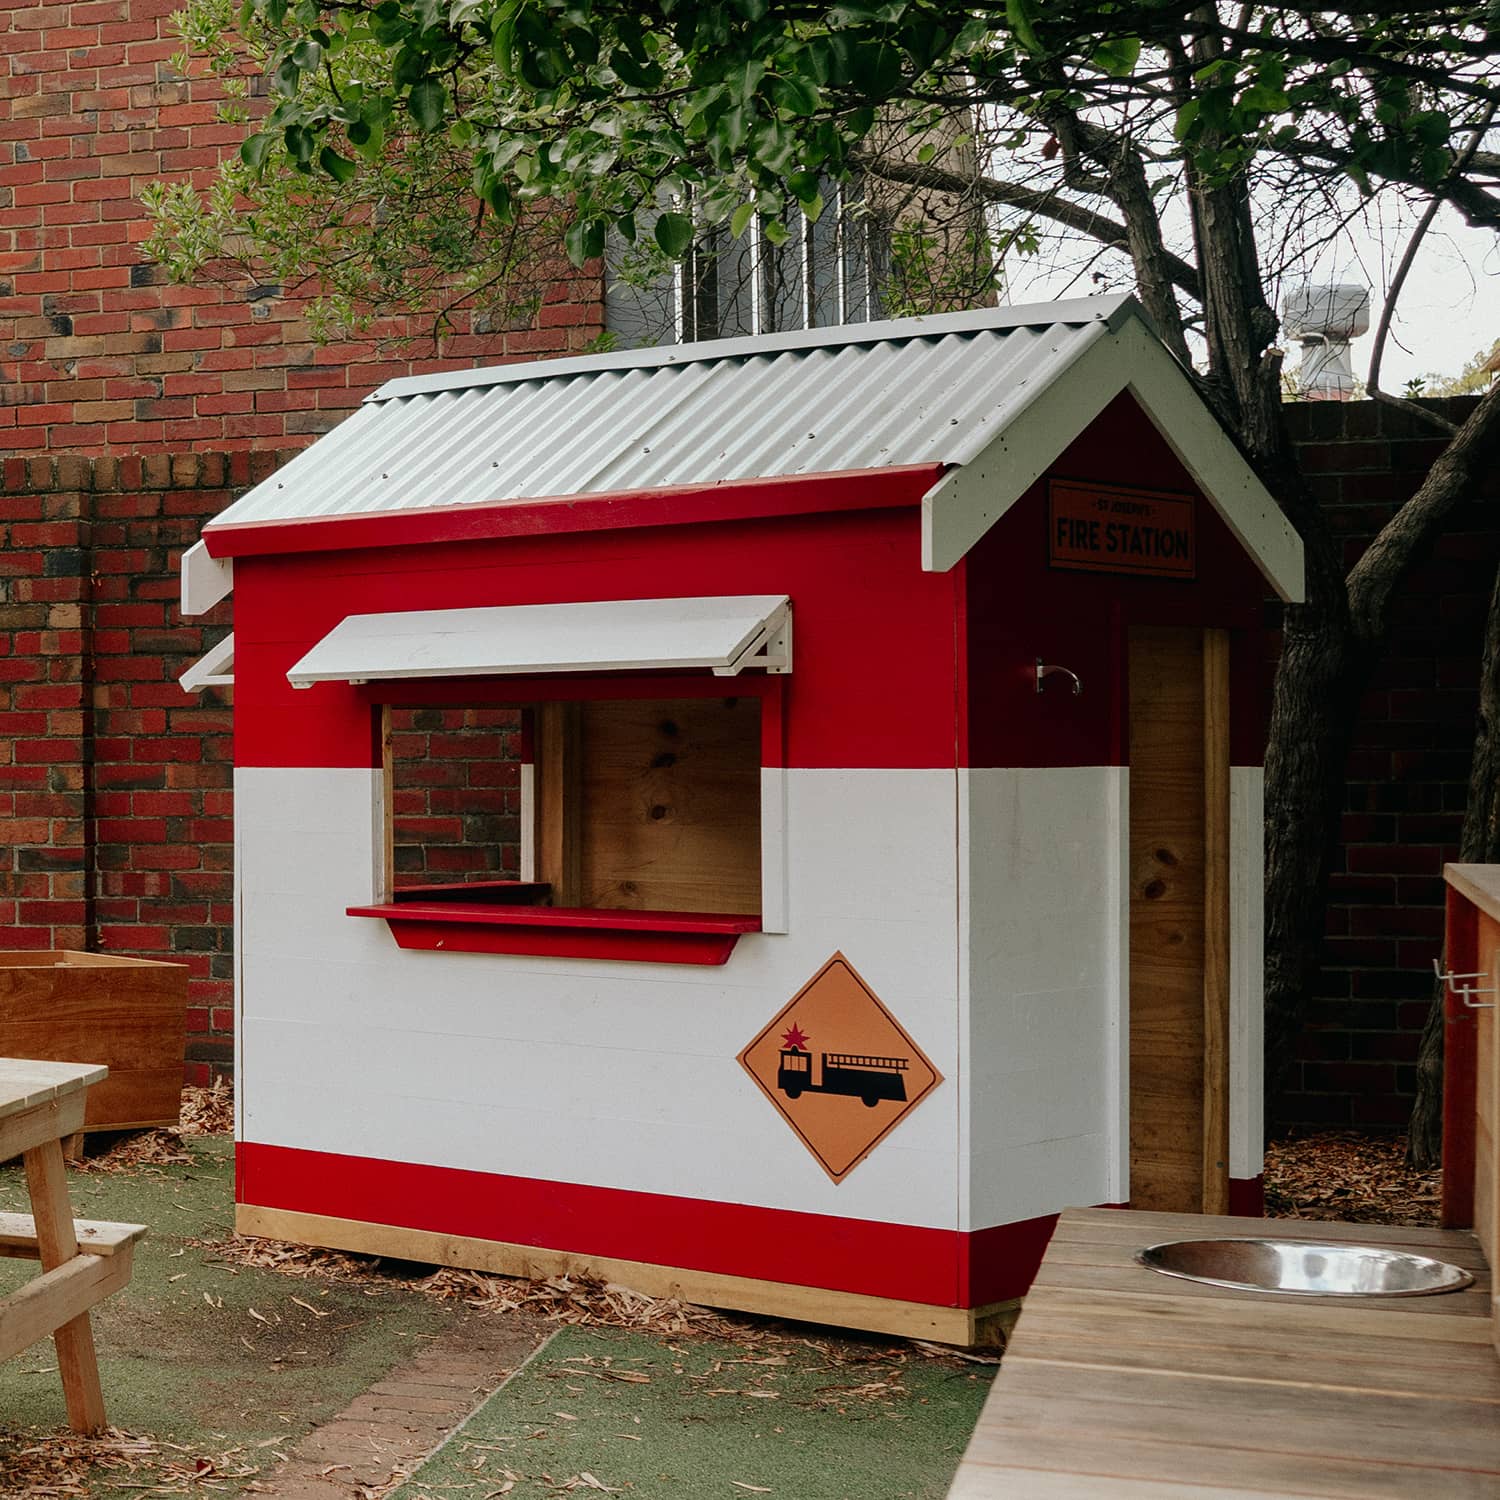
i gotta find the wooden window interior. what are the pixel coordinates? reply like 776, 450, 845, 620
537, 697, 762, 915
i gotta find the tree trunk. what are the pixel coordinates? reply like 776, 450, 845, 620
1408, 546, 1500, 1167
1263, 597, 1361, 1104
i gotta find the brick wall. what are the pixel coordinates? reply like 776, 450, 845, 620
389, 706, 523, 886
0, 1, 604, 453
1277, 394, 1498, 1130
0, 448, 277, 1081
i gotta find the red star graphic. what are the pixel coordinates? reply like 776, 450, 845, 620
781, 1022, 809, 1052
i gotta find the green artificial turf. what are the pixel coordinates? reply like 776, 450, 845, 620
392, 1323, 994, 1500
0, 1135, 455, 1492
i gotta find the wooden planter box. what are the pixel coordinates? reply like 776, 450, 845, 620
0, 952, 189, 1132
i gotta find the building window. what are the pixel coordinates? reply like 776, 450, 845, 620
605, 179, 889, 349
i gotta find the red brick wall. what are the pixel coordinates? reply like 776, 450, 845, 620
389, 706, 523, 886
0, 1, 604, 453
1278, 393, 1496, 1130
0, 449, 276, 1080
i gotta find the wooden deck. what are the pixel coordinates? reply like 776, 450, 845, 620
948, 1207, 1500, 1498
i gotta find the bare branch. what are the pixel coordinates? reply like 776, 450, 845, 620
853, 151, 1204, 305
1366, 103, 1495, 435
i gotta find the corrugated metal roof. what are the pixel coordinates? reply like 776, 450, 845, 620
205, 295, 1139, 531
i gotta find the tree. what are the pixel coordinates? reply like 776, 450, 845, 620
1408, 339, 1500, 397
156, 2, 1500, 1155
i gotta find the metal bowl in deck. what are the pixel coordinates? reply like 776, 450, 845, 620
1136, 1238, 1474, 1297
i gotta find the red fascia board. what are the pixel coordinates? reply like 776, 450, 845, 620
203, 465, 946, 560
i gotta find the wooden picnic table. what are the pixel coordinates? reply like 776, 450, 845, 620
949, 1206, 1498, 1498
0, 1058, 145, 1433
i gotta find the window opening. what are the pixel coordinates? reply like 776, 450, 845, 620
385, 696, 762, 918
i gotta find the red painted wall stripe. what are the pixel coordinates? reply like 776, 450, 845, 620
205, 466, 944, 560
237, 1142, 1063, 1308
231, 509, 962, 770
1442, 885, 1478, 1229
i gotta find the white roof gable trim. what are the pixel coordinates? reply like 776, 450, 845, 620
921, 312, 1304, 602
286, 595, 792, 689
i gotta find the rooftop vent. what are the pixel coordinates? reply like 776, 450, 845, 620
1282, 284, 1371, 402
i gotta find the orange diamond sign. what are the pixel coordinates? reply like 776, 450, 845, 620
738, 952, 943, 1183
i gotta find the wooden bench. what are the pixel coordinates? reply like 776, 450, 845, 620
948, 1206, 1498, 1498
0, 1059, 147, 1433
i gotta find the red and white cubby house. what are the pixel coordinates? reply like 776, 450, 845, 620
182, 296, 1303, 1342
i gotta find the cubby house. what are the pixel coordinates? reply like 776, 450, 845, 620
181, 296, 1303, 1342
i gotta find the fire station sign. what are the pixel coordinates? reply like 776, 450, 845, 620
1048, 479, 1196, 580
738, 952, 943, 1183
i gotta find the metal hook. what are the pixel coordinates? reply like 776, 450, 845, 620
1432, 958, 1497, 1009
1036, 659, 1082, 697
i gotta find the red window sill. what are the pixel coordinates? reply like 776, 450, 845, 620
347, 901, 762, 965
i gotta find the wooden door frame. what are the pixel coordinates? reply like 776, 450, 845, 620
1201, 628, 1231, 1215
1125, 624, 1232, 1215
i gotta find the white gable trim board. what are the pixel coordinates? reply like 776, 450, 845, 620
920, 313, 1304, 601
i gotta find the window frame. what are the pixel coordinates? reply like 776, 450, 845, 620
348, 674, 789, 963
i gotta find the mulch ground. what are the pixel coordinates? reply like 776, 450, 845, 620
2, 1082, 1447, 1497
1264, 1129, 1441, 1226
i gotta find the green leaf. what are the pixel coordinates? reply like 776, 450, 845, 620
770, 74, 819, 116
654, 210, 696, 258
239, 130, 274, 169
283, 122, 316, 166
1240, 82, 1290, 114
368, 8, 410, 43
1005, 0, 1041, 55
730, 201, 756, 238
318, 145, 357, 182
408, 78, 446, 132
291, 38, 322, 71
564, 215, 606, 265
1173, 98, 1200, 141
273, 56, 301, 94
1090, 36, 1140, 78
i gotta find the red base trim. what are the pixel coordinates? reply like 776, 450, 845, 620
1228, 1174, 1265, 1217
206, 466, 943, 560
348, 903, 761, 965
964, 1215, 1060, 1304
237, 1142, 1062, 1309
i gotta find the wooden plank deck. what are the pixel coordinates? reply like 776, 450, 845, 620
948, 1207, 1500, 1498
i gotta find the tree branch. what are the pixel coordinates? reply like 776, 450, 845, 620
853, 151, 1204, 305
1346, 378, 1500, 642
1367, 102, 1494, 436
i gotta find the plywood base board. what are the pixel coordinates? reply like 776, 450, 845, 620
236, 1204, 1012, 1345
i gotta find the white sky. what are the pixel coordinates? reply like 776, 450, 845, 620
997, 185, 1499, 389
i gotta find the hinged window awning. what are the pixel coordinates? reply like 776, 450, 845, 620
286, 595, 792, 689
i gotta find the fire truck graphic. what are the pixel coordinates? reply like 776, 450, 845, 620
776, 1036, 910, 1109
